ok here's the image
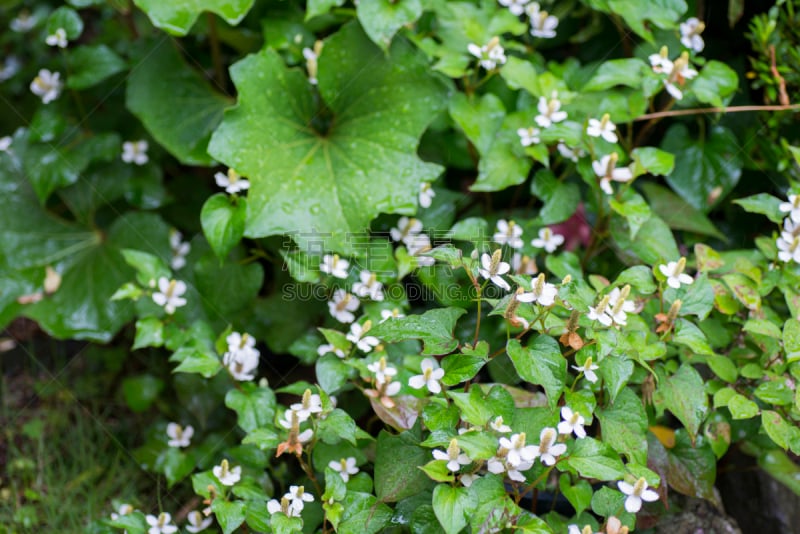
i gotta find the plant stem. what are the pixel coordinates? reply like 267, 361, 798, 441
634, 103, 800, 121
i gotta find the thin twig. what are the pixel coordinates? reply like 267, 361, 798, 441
634, 103, 800, 122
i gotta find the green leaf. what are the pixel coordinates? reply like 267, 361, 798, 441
784, 318, 800, 362
609, 191, 652, 239
307, 0, 345, 19
212, 499, 247, 534
316, 354, 351, 394
656, 364, 708, 440
67, 45, 126, 89
432, 484, 472, 534
722, 272, 760, 311
449, 217, 489, 242
357, 0, 423, 50
530, 170, 581, 225
120, 249, 171, 287
756, 449, 800, 497
122, 374, 164, 412
171, 346, 222, 377
338, 492, 393, 534
471, 114, 533, 192
225, 383, 277, 432
597, 388, 648, 465
133, 317, 164, 349
642, 182, 727, 241
156, 448, 194, 487
605, 0, 687, 42
649, 430, 715, 501
614, 266, 656, 294
567, 437, 627, 481
609, 212, 680, 265
374, 430, 432, 502
47, 6, 83, 39
506, 337, 566, 410
201, 194, 246, 260
370, 307, 466, 355
727, 393, 759, 419
733, 193, 785, 224
599, 354, 634, 403
761, 410, 800, 451
317, 408, 358, 445
672, 319, 714, 355
208, 23, 446, 253
661, 124, 743, 211
691, 61, 739, 107
631, 147, 675, 176
126, 43, 230, 165
705, 355, 737, 383
500, 56, 541, 96
132, 0, 254, 35
582, 58, 645, 91
441, 348, 488, 386
559, 476, 593, 516
194, 251, 264, 316
420, 460, 455, 482
449, 92, 505, 156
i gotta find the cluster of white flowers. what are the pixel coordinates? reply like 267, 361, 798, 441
214, 168, 250, 194
267, 485, 314, 518
365, 356, 402, 407
391, 216, 434, 266
112, 506, 211, 534
777, 194, 800, 264
151, 277, 187, 314
518, 273, 558, 306
467, 36, 507, 70
328, 288, 359, 323
223, 331, 260, 381
587, 285, 636, 327
486, 428, 566, 481
526, 2, 558, 39
169, 230, 190, 270
649, 47, 698, 100
433, 438, 471, 472
409, 357, 445, 394
145, 512, 179, 534
593, 153, 633, 195
320, 253, 350, 279
493, 219, 524, 249
347, 320, 380, 353
517, 91, 567, 148
352, 269, 384, 300
680, 17, 706, 53
122, 140, 149, 165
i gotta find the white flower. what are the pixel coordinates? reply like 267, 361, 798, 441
408, 357, 445, 394
460, 473, 480, 487
285, 485, 314, 512
587, 302, 613, 327
779, 194, 800, 223
492, 219, 525, 248
318, 343, 345, 358
367, 356, 398, 385
557, 142, 582, 162
151, 277, 187, 314
169, 230, 190, 270
223, 348, 260, 381
618, 477, 659, 513
214, 168, 250, 194
468, 37, 507, 70
498, 432, 537, 467
353, 270, 384, 301
0, 136, 11, 152
212, 459, 241, 486
145, 512, 178, 534
586, 114, 618, 143
680, 17, 705, 53
186, 510, 213, 533
121, 140, 149, 165
432, 438, 471, 472
499, 0, 530, 16
278, 408, 310, 429
568, 525, 599, 534
380, 308, 405, 323
406, 233, 435, 266
489, 416, 512, 433
535, 92, 567, 128
30, 69, 62, 104
267, 497, 300, 517
328, 289, 359, 323
290, 389, 323, 419
0, 56, 21, 82
419, 182, 436, 208
511, 252, 538, 275
46, 27, 68, 48
329, 457, 359, 482
479, 250, 511, 290
777, 224, 800, 264
517, 273, 558, 306
390, 216, 423, 244
530, 427, 566, 466
659, 257, 693, 289
517, 126, 540, 147
487, 456, 533, 482
649, 47, 674, 74
527, 2, 558, 38
572, 357, 600, 383
320, 254, 350, 279
10, 12, 36, 33
166, 422, 194, 448
557, 406, 586, 438
227, 331, 256, 354
531, 227, 564, 253
347, 321, 380, 353
303, 45, 319, 85
607, 286, 636, 326
110, 503, 135, 520
593, 153, 633, 195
